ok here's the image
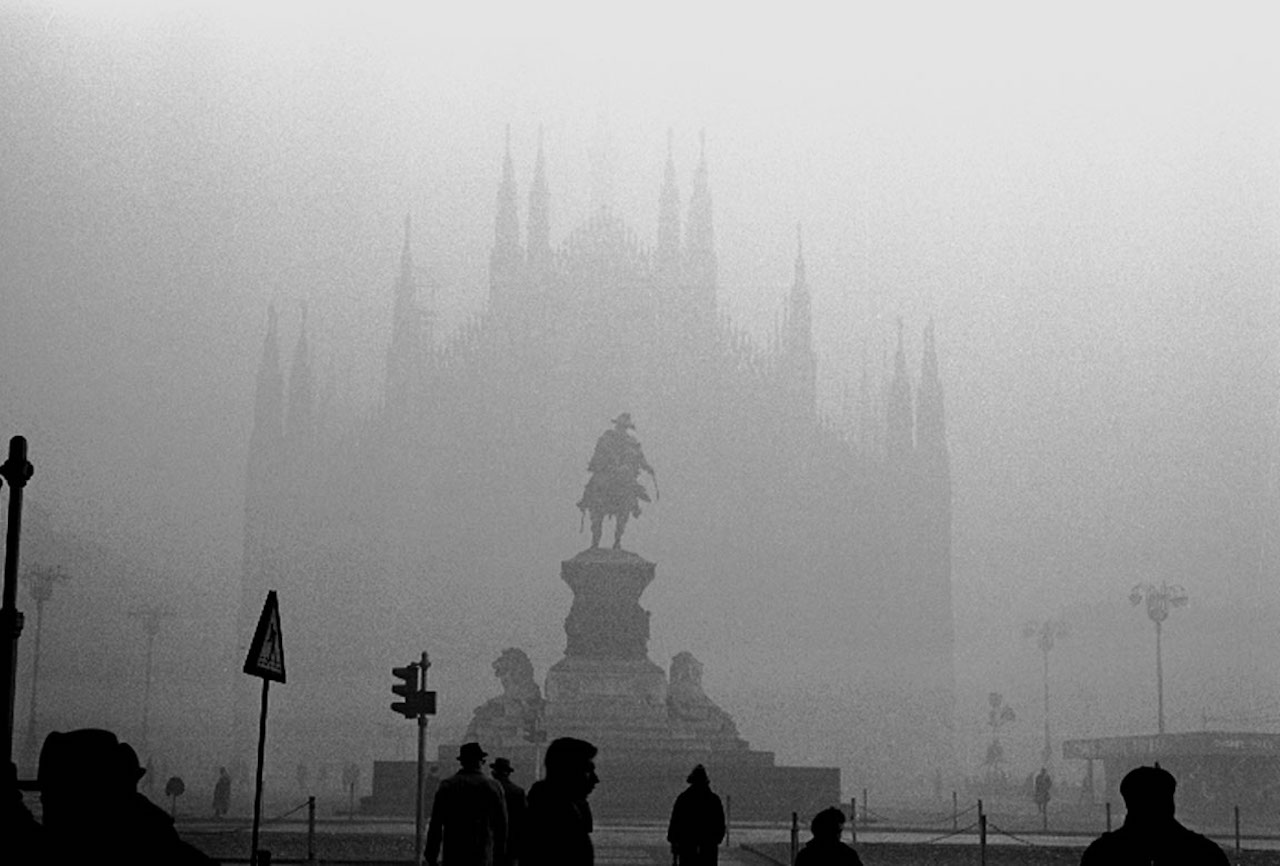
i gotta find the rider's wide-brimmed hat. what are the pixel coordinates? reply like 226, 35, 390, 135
611, 412, 634, 429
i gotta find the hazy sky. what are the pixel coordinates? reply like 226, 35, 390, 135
3, 1, 1280, 772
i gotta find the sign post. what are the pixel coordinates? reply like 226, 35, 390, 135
243, 590, 286, 866
391, 651, 437, 866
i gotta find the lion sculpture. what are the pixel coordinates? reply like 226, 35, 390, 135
666, 651, 741, 741
464, 648, 546, 744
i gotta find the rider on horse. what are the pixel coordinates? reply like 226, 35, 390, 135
577, 413, 657, 550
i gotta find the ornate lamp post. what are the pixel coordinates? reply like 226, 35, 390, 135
128, 603, 174, 754
22, 566, 68, 766
1129, 583, 1188, 734
1022, 618, 1068, 766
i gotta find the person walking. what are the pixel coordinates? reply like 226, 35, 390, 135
1080, 765, 1229, 865
667, 764, 726, 866
212, 766, 231, 818
425, 743, 509, 866
491, 758, 526, 866
795, 807, 863, 866
1033, 767, 1052, 831
523, 737, 599, 866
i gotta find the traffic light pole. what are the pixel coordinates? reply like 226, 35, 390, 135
416, 709, 427, 866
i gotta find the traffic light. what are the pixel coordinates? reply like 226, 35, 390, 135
391, 663, 420, 718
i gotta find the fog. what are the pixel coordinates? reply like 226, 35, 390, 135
2, 2, 1279, 798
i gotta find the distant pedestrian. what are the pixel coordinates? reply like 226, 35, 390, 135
1080, 765, 1229, 865
491, 757, 526, 866
37, 728, 214, 864
523, 737, 599, 866
1033, 767, 1052, 829
425, 743, 508, 866
795, 807, 863, 866
212, 766, 232, 818
667, 764, 725, 866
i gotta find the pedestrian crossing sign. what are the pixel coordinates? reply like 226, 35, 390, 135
243, 590, 286, 683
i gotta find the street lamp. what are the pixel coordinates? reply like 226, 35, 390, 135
128, 603, 174, 754
22, 565, 69, 768
1129, 583, 1188, 735
1022, 617, 1068, 766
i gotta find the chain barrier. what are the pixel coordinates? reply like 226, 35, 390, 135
859, 802, 978, 830
986, 820, 1050, 847
184, 798, 313, 837
919, 818, 982, 844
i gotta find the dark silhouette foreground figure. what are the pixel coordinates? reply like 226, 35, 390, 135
523, 737, 599, 866
1080, 765, 1229, 865
426, 742, 509, 866
667, 764, 726, 866
1033, 766, 1052, 829
38, 728, 213, 864
795, 806, 864, 866
491, 757, 526, 866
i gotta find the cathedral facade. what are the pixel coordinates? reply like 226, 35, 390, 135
238, 131, 956, 794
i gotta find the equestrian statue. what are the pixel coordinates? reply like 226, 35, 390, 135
577, 413, 658, 550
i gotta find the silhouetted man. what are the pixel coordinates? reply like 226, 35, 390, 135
491, 757, 526, 866
523, 737, 599, 866
38, 728, 213, 864
667, 764, 725, 866
425, 742, 509, 866
795, 807, 863, 866
1080, 765, 1229, 865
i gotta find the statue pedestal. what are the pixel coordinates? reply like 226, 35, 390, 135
545, 549, 669, 734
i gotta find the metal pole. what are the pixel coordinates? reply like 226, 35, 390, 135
23, 594, 44, 765
1042, 645, 1051, 763
849, 797, 856, 843
861, 787, 867, 823
1235, 805, 1240, 854
250, 678, 270, 866
952, 790, 958, 831
415, 713, 427, 866
1155, 618, 1165, 734
724, 794, 731, 846
789, 811, 799, 866
0, 436, 33, 771
307, 796, 316, 863
1105, 801, 1111, 831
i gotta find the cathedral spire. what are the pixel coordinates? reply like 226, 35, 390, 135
886, 317, 914, 460
916, 319, 947, 456
385, 214, 419, 412
285, 301, 314, 442
656, 128, 681, 276
527, 125, 551, 269
490, 126, 523, 314
250, 304, 284, 457
784, 223, 816, 417
683, 128, 717, 320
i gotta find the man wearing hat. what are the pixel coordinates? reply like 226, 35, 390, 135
426, 742, 509, 866
37, 728, 213, 863
1080, 765, 1229, 865
577, 412, 656, 550
667, 764, 725, 866
490, 758, 526, 866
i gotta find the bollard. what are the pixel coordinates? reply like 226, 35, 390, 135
978, 811, 987, 866
790, 811, 799, 866
1105, 801, 1112, 832
849, 797, 856, 844
1235, 805, 1240, 854
725, 795, 731, 847
952, 790, 957, 831
307, 796, 316, 864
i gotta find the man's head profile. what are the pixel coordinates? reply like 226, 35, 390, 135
544, 736, 598, 798
1120, 765, 1177, 823
810, 806, 847, 842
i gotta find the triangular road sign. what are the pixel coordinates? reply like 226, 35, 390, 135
243, 590, 286, 683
